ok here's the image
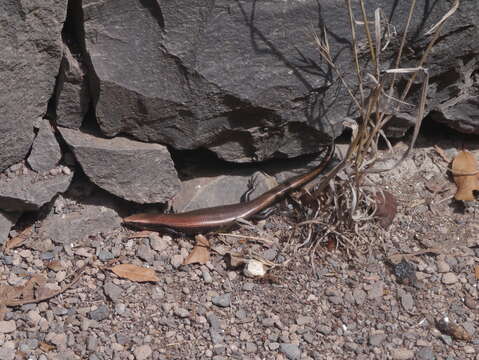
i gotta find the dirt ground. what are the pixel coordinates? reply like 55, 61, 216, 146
1, 124, 478, 360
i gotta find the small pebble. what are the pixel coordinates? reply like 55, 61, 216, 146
280, 343, 301, 360
175, 308, 190, 318
89, 305, 109, 321
436, 260, 450, 273
0, 320, 16, 333
170, 255, 183, 269
401, 292, 414, 311
212, 293, 231, 308
133, 344, 152, 360
442, 273, 458, 285
391, 348, 414, 360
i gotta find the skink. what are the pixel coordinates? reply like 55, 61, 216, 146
123, 144, 335, 234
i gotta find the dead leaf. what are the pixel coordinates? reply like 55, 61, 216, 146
4, 226, 33, 251
47, 260, 64, 272
110, 264, 160, 282
452, 150, 479, 201
374, 191, 397, 229
475, 265, 479, 280
183, 235, 210, 265
39, 342, 56, 352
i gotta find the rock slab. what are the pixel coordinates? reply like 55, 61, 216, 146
0, 0, 67, 171
54, 44, 90, 129
59, 127, 180, 203
38, 203, 121, 245
0, 171, 73, 212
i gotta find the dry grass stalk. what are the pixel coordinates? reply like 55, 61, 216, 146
295, 0, 459, 257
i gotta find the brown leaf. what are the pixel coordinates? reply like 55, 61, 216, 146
39, 342, 56, 352
374, 191, 397, 229
452, 150, 479, 201
110, 264, 160, 282
35, 285, 59, 300
183, 235, 210, 265
4, 226, 33, 251
475, 265, 479, 280
47, 260, 64, 272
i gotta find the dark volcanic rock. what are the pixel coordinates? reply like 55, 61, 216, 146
429, 58, 479, 134
54, 44, 90, 129
80, 0, 342, 162
0, 211, 21, 245
59, 127, 180, 203
27, 120, 62, 173
0, 170, 73, 212
38, 203, 121, 245
76, 0, 479, 160
0, 0, 67, 172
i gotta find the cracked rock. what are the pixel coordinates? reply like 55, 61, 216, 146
38, 203, 121, 245
0, 170, 73, 212
59, 127, 180, 203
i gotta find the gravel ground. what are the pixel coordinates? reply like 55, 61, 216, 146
1, 132, 478, 360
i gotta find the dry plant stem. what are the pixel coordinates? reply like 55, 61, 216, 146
388, 0, 416, 97
345, 0, 365, 108
217, 233, 274, 246
359, 0, 376, 70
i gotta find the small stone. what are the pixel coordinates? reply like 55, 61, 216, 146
296, 315, 312, 326
206, 312, 221, 330
170, 254, 183, 269
317, 325, 332, 335
89, 305, 109, 321
302, 333, 315, 344
0, 320, 16, 333
87, 335, 97, 351
137, 244, 154, 263
401, 292, 414, 311
150, 234, 170, 252
115, 303, 126, 315
262, 318, 275, 327
269, 342, 280, 350
50, 333, 67, 348
175, 308, 190, 318
98, 250, 114, 261
27, 310, 42, 325
133, 344, 152, 360
391, 348, 414, 360
280, 343, 301, 360
212, 293, 231, 308
0, 346, 15, 360
416, 347, 434, 360
104, 282, 123, 302
442, 273, 458, 285
368, 282, 384, 299
202, 270, 213, 283
436, 260, 450, 273
245, 342, 257, 353
353, 288, 366, 305
464, 345, 475, 354
369, 333, 387, 346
